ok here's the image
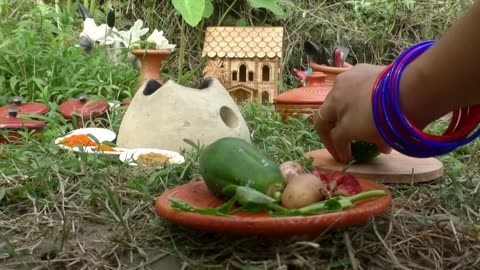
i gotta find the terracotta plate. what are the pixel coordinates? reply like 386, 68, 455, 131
155, 179, 392, 238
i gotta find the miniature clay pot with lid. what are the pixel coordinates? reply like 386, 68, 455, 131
0, 108, 46, 144
0, 96, 49, 117
309, 61, 352, 86
131, 49, 171, 92
274, 72, 332, 122
59, 94, 110, 128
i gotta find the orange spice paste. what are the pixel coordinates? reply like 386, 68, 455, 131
94, 144, 117, 152
59, 134, 98, 148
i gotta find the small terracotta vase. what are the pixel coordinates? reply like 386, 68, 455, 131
274, 72, 332, 123
131, 49, 171, 92
309, 61, 352, 87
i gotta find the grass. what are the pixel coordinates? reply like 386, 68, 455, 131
1, 0, 480, 269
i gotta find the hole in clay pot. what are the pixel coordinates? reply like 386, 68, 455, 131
220, 106, 239, 128
198, 77, 213, 90
143, 80, 162, 96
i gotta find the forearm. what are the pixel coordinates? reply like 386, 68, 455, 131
399, 0, 480, 129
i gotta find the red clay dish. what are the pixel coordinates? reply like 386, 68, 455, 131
155, 179, 392, 238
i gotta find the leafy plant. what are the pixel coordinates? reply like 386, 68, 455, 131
172, 0, 284, 28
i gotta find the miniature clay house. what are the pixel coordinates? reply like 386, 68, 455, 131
202, 26, 284, 104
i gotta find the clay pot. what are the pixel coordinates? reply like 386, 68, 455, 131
0, 96, 49, 117
274, 72, 332, 122
59, 94, 110, 128
116, 78, 252, 152
0, 108, 45, 144
309, 61, 352, 87
131, 49, 171, 92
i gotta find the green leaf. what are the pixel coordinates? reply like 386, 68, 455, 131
248, 0, 285, 17
203, 0, 214, 18
235, 186, 277, 205
182, 138, 201, 151
9, 75, 18, 91
216, 194, 238, 214
172, 0, 205, 27
235, 18, 248, 27
230, 203, 268, 215
169, 195, 237, 216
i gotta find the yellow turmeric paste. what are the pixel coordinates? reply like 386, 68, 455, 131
59, 134, 98, 147
94, 144, 117, 152
137, 152, 170, 166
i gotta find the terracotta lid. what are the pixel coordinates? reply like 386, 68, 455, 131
59, 94, 109, 119
0, 108, 46, 129
0, 96, 49, 117
274, 72, 332, 104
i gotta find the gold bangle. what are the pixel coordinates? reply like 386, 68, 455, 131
317, 108, 324, 120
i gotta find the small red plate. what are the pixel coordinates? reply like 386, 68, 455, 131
155, 179, 392, 238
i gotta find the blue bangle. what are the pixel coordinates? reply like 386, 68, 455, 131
372, 41, 480, 157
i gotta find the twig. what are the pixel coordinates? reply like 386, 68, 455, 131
372, 218, 410, 270
130, 252, 171, 270
343, 231, 358, 270
450, 219, 462, 252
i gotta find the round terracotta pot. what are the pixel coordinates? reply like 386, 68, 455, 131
274, 72, 332, 123
0, 108, 45, 144
309, 61, 352, 87
59, 94, 110, 128
131, 49, 171, 92
0, 96, 49, 117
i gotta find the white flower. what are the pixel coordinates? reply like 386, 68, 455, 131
146, 29, 176, 50
116, 19, 149, 47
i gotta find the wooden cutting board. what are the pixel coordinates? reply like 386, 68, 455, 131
304, 149, 444, 183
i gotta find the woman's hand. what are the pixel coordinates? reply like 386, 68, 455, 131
313, 64, 393, 164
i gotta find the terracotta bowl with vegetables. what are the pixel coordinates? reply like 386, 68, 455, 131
155, 137, 392, 238
155, 178, 391, 238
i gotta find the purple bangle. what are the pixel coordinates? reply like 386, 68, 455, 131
372, 41, 480, 157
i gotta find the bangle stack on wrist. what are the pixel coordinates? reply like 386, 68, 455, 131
371, 41, 480, 157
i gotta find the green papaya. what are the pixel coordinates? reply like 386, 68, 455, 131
199, 137, 287, 200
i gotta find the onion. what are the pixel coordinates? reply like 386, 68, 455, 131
279, 161, 305, 182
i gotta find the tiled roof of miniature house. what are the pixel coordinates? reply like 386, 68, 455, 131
202, 27, 284, 59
